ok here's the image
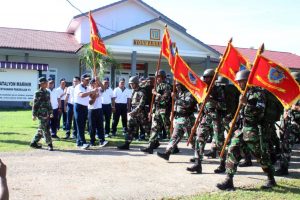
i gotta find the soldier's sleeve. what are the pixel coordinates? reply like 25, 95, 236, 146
131, 90, 146, 115
32, 91, 39, 117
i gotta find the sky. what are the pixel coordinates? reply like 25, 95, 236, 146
0, 0, 299, 55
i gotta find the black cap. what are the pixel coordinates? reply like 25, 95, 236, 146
47, 77, 54, 82
139, 77, 145, 82
60, 78, 66, 82
81, 73, 91, 80
39, 77, 47, 84
120, 78, 125, 82
89, 78, 96, 84
103, 77, 109, 82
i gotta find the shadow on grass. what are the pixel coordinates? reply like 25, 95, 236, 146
0, 132, 27, 135
0, 139, 29, 146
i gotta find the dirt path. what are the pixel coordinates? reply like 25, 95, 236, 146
1, 142, 299, 200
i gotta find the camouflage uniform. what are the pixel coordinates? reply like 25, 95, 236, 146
149, 81, 172, 142
225, 87, 274, 176
31, 88, 53, 145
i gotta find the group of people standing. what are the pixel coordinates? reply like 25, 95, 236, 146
30, 68, 299, 191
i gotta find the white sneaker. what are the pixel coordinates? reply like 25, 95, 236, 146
81, 143, 90, 150
100, 141, 109, 147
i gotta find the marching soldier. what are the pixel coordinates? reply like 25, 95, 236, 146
187, 69, 226, 174
141, 70, 172, 153
216, 69, 276, 190
30, 77, 54, 151
275, 71, 300, 176
117, 76, 148, 150
156, 81, 197, 159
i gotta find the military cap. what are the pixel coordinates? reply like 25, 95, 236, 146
81, 73, 91, 80
39, 77, 47, 84
103, 77, 109, 82
89, 78, 96, 84
47, 77, 54, 82
60, 78, 66, 83
139, 77, 145, 82
119, 78, 125, 82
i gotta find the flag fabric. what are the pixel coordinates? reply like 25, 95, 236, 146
89, 12, 107, 56
161, 27, 175, 68
218, 43, 250, 92
247, 54, 300, 109
172, 52, 208, 103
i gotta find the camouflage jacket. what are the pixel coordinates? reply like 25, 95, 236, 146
204, 85, 226, 113
130, 87, 147, 116
154, 81, 172, 109
32, 88, 53, 118
174, 89, 197, 117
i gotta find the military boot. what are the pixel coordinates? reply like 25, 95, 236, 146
157, 151, 171, 161
117, 141, 130, 150
153, 140, 160, 149
171, 146, 180, 154
275, 165, 289, 176
204, 148, 217, 158
261, 171, 276, 189
214, 160, 226, 174
190, 157, 196, 163
239, 154, 252, 167
30, 142, 42, 149
186, 159, 202, 174
140, 142, 155, 154
48, 143, 54, 151
216, 174, 234, 191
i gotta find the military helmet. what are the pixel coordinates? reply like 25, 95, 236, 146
203, 69, 215, 77
155, 69, 166, 77
216, 76, 229, 84
291, 71, 300, 83
235, 69, 250, 81
128, 76, 139, 84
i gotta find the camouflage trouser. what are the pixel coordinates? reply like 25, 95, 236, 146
125, 112, 148, 143
194, 112, 224, 161
225, 129, 274, 176
149, 110, 170, 143
32, 117, 52, 145
166, 116, 192, 152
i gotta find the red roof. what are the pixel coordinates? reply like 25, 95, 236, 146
0, 27, 82, 53
210, 45, 300, 69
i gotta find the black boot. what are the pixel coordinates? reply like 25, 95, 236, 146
261, 171, 276, 189
275, 165, 289, 176
117, 141, 130, 150
63, 133, 70, 139
204, 149, 217, 158
214, 160, 226, 174
153, 140, 160, 149
48, 143, 54, 151
140, 142, 155, 154
239, 155, 252, 167
190, 157, 196, 163
30, 142, 42, 149
186, 159, 202, 174
171, 146, 180, 154
216, 174, 234, 191
157, 151, 171, 161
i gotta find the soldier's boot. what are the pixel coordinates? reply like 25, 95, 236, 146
186, 159, 202, 174
275, 165, 289, 176
30, 142, 42, 149
189, 157, 196, 163
239, 154, 252, 167
153, 140, 160, 149
171, 146, 180, 154
157, 150, 171, 161
140, 142, 155, 154
204, 148, 217, 159
214, 160, 226, 174
261, 171, 277, 189
216, 174, 234, 191
117, 141, 130, 150
48, 143, 54, 151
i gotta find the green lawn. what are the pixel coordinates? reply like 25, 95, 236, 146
0, 109, 147, 152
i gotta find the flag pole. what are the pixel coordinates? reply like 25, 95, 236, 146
219, 43, 264, 158
187, 38, 233, 146
169, 47, 178, 136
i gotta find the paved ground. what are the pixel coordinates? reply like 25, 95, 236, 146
1, 142, 299, 200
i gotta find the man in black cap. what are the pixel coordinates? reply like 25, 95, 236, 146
30, 77, 54, 151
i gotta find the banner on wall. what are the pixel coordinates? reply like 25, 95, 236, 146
0, 68, 38, 102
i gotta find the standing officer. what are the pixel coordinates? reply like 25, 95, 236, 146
187, 69, 226, 174
101, 77, 115, 137
111, 78, 131, 136
146, 69, 172, 150
117, 76, 147, 150
155, 81, 197, 158
30, 77, 54, 151
216, 69, 276, 190
56, 78, 67, 130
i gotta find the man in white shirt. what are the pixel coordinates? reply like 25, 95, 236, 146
63, 76, 80, 139
56, 78, 67, 130
88, 79, 108, 147
111, 78, 131, 136
47, 78, 61, 139
101, 77, 115, 137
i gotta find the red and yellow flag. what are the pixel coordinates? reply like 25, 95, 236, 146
218, 43, 250, 92
89, 12, 107, 56
173, 51, 207, 103
161, 27, 175, 68
247, 55, 300, 109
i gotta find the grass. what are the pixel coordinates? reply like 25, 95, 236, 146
0, 109, 147, 152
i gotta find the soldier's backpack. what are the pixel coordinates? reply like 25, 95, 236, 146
223, 84, 240, 116
264, 90, 283, 122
